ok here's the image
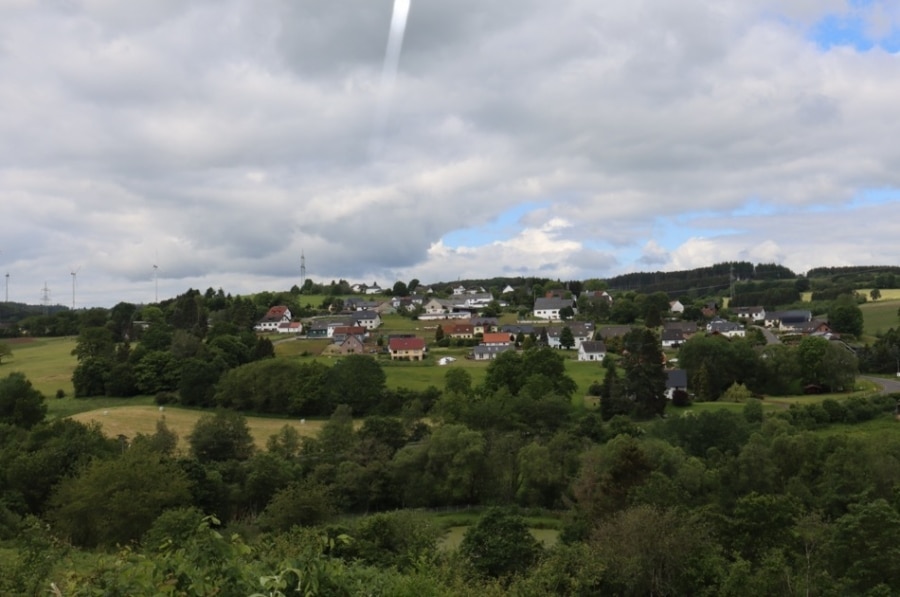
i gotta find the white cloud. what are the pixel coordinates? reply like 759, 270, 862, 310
0, 0, 899, 306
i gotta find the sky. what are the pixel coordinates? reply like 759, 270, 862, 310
1, 0, 899, 308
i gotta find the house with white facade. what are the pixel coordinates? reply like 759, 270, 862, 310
533, 297, 576, 320
733, 306, 766, 322
353, 311, 382, 330
578, 341, 607, 362
707, 317, 746, 338
254, 306, 292, 332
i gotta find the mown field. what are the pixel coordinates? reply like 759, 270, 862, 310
70, 405, 328, 453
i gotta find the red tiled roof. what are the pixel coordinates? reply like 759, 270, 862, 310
389, 337, 425, 351
482, 332, 512, 344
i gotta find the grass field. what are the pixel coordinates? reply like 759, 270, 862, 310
70, 405, 328, 453
861, 298, 900, 337
0, 336, 77, 397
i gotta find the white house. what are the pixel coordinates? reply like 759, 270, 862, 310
707, 318, 745, 338
578, 341, 607, 362
533, 297, 576, 320
254, 306, 292, 332
669, 300, 685, 314
353, 311, 382, 330
733, 306, 766, 322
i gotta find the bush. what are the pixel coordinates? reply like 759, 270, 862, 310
671, 389, 691, 407
55, 389, 65, 399
155, 391, 176, 405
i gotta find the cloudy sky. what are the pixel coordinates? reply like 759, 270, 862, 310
1, 0, 899, 307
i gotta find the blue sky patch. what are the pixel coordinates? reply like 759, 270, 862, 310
441, 201, 551, 248
809, 1, 900, 52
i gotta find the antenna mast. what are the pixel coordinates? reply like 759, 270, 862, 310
4, 273, 8, 303
153, 263, 159, 303
300, 250, 306, 290
41, 282, 50, 316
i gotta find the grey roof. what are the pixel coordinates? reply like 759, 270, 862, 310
663, 321, 698, 333
667, 369, 688, 389
598, 325, 632, 339
534, 297, 574, 310
473, 344, 515, 356
501, 324, 536, 335
768, 310, 812, 323
661, 329, 685, 342
580, 341, 607, 353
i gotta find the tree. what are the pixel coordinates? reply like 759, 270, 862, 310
434, 324, 444, 342
72, 357, 111, 397
559, 326, 575, 350
459, 508, 542, 579
47, 447, 191, 547
323, 354, 386, 415
0, 342, 11, 365
559, 305, 575, 320
188, 410, 254, 463
177, 358, 223, 407
797, 336, 858, 392
0, 372, 47, 429
828, 294, 864, 337
621, 328, 667, 418
392, 281, 409, 297
72, 326, 115, 362
870, 288, 882, 302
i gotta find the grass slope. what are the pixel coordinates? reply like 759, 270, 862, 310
0, 336, 77, 397
861, 298, 900, 337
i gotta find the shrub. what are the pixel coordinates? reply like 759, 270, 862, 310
55, 389, 65, 399
155, 391, 176, 405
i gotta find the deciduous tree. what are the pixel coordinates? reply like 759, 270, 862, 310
0, 372, 46, 429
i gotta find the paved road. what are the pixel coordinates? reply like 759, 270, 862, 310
862, 375, 900, 395
754, 325, 781, 345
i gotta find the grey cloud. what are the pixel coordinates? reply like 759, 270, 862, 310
2, 1, 900, 305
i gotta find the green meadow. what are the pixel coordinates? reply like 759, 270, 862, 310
0, 336, 77, 398
860, 297, 900, 337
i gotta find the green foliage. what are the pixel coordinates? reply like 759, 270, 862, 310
324, 354, 386, 415
133, 350, 181, 394
797, 336, 858, 391
188, 410, 255, 463
72, 326, 115, 361
0, 341, 12, 364
259, 479, 335, 532
72, 357, 111, 397
483, 347, 577, 399
559, 326, 575, 349
679, 334, 761, 400
828, 293, 864, 337
722, 382, 752, 402
342, 510, 441, 570
459, 508, 542, 580
621, 328, 667, 418
215, 358, 327, 414
590, 505, 726, 596
48, 447, 192, 547
0, 372, 46, 429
